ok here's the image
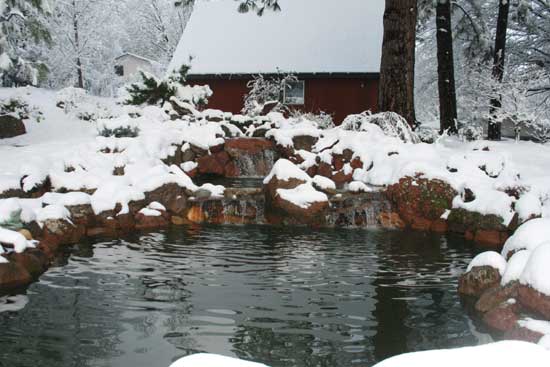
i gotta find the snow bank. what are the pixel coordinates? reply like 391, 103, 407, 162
169, 353, 270, 367
276, 183, 328, 209
519, 242, 550, 296
502, 218, 550, 258
466, 251, 507, 276
372, 341, 550, 367
539, 335, 550, 350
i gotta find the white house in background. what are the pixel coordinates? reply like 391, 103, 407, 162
114, 53, 161, 79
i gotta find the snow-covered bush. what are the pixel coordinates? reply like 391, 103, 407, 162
291, 110, 334, 130
416, 126, 439, 144
242, 73, 297, 116
458, 124, 483, 142
341, 111, 420, 143
97, 117, 139, 138
55, 87, 115, 122
0, 96, 43, 122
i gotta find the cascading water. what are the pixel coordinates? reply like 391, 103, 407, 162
234, 149, 277, 178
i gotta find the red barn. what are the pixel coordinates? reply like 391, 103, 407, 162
168, 0, 385, 124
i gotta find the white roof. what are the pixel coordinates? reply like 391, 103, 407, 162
168, 0, 384, 76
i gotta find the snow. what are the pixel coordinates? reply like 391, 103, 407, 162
501, 218, 550, 258
138, 208, 162, 217
276, 183, 328, 209
501, 250, 531, 286
519, 242, 550, 296
515, 192, 543, 222
181, 161, 198, 172
348, 181, 372, 193
168, 0, 384, 75
0, 227, 35, 253
148, 202, 166, 211
518, 318, 550, 336
539, 335, 550, 350
169, 353, 270, 367
372, 341, 550, 367
263, 159, 311, 184
312, 175, 336, 191
198, 183, 225, 198
466, 251, 507, 276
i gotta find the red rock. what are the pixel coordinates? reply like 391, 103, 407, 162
305, 165, 318, 177
225, 138, 275, 156
0, 261, 32, 289
317, 162, 333, 179
482, 302, 519, 332
458, 266, 502, 298
42, 218, 86, 245
475, 284, 518, 314
332, 155, 345, 171
292, 135, 318, 151
209, 142, 225, 154
465, 230, 475, 241
186, 205, 207, 223
430, 219, 448, 233
503, 325, 544, 343
135, 212, 169, 230
410, 216, 433, 231
350, 157, 364, 170
332, 170, 353, 188
8, 249, 49, 278
475, 230, 509, 248
378, 212, 406, 229
518, 285, 550, 319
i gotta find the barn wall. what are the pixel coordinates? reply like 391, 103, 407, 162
190, 77, 379, 124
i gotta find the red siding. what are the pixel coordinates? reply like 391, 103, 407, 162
191, 77, 379, 124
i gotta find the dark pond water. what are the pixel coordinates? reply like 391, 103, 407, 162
0, 226, 489, 367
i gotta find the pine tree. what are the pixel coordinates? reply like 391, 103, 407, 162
126, 64, 190, 106
0, 0, 51, 86
379, 0, 418, 126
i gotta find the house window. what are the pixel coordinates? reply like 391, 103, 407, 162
284, 80, 305, 105
114, 65, 124, 76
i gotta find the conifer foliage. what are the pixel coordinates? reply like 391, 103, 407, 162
126, 64, 191, 106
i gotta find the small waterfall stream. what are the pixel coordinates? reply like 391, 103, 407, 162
233, 149, 277, 178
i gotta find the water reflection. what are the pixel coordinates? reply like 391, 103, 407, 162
0, 226, 484, 367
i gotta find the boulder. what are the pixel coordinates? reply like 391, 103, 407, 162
458, 266, 502, 298
503, 325, 544, 343
0, 115, 26, 139
518, 285, 550, 319
225, 138, 275, 156
482, 301, 520, 333
41, 218, 86, 245
378, 212, 406, 229
135, 211, 170, 230
386, 176, 456, 230
448, 208, 507, 235
0, 261, 32, 289
292, 135, 318, 151
8, 249, 49, 278
475, 283, 518, 314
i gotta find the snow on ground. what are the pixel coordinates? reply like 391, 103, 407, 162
169, 353, 269, 367
372, 341, 550, 367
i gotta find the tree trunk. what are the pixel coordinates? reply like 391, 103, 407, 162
73, 2, 84, 89
488, 0, 510, 141
436, 0, 458, 134
379, 0, 417, 127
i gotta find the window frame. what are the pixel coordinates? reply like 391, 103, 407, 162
283, 80, 305, 106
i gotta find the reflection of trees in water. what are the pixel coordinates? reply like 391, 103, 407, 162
370, 231, 478, 362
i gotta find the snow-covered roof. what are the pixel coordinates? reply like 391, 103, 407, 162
115, 53, 157, 65
168, 0, 385, 76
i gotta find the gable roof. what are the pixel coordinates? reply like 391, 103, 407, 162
168, 0, 385, 76
115, 53, 156, 64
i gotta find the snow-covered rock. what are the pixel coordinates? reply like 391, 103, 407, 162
501, 250, 531, 286
502, 218, 550, 259
467, 251, 507, 276
519, 243, 550, 296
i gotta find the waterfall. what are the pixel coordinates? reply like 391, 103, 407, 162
234, 149, 277, 178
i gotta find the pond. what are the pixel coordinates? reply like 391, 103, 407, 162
0, 225, 489, 367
